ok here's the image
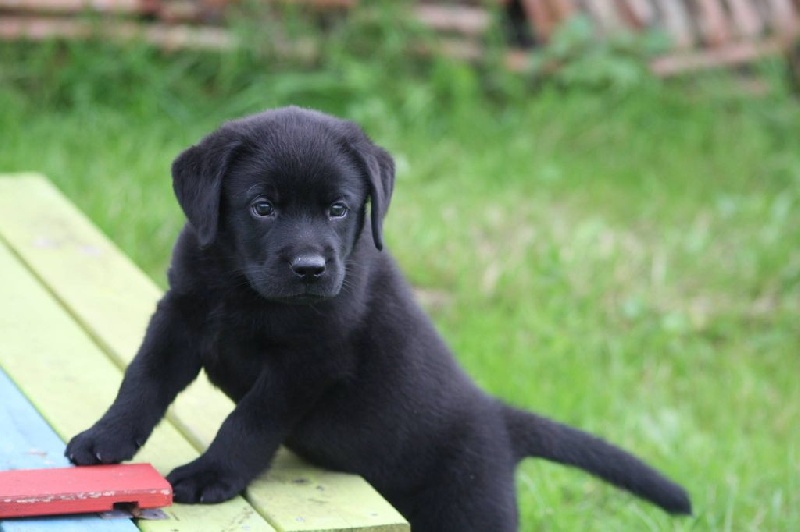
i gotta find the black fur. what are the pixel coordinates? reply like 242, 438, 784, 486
66, 106, 691, 530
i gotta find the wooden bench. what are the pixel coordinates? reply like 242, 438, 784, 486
0, 173, 408, 532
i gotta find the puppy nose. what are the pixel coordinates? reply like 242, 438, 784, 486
290, 255, 326, 279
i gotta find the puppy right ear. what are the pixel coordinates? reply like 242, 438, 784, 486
171, 133, 241, 247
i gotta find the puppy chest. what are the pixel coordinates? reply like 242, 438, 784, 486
200, 326, 270, 402
199, 318, 328, 403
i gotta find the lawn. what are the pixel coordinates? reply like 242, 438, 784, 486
1, 30, 799, 531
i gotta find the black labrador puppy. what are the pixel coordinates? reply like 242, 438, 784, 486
67, 107, 691, 530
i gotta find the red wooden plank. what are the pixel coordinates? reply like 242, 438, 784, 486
0, 463, 172, 518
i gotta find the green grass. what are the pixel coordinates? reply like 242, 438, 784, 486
1, 29, 799, 531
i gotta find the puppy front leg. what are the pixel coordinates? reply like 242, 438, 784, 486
66, 294, 203, 465
167, 365, 322, 503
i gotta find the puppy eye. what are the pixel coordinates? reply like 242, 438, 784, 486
328, 202, 348, 218
251, 199, 276, 217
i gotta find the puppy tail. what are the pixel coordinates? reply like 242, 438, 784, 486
503, 406, 692, 516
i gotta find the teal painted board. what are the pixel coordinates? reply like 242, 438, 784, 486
0, 514, 135, 532
0, 369, 72, 471
0, 368, 137, 532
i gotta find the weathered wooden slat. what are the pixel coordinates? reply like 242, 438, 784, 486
617, 0, 657, 30
764, 0, 800, 34
0, 369, 137, 531
413, 5, 491, 36
654, 0, 695, 48
694, 0, 732, 46
0, 174, 239, 452
0, 174, 230, 453
583, 0, 624, 35
727, 0, 764, 39
0, 17, 236, 51
0, 511, 135, 531
547, 0, 576, 20
0, 174, 408, 531
0, 370, 80, 473
1, 513, 134, 532
0, 464, 171, 519
247, 450, 407, 532
650, 37, 784, 75
0, 0, 149, 14
520, 0, 556, 40
0, 235, 276, 531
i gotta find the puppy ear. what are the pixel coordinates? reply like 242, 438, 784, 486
362, 145, 395, 251
171, 133, 241, 247
342, 125, 395, 251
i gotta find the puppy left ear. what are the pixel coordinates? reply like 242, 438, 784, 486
362, 145, 395, 251
343, 125, 395, 251
171, 132, 241, 247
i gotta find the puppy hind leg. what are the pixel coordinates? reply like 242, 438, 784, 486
399, 469, 518, 532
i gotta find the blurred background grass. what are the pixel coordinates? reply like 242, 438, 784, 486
1, 3, 799, 530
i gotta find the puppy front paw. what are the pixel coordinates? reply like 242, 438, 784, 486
167, 458, 245, 503
65, 424, 145, 465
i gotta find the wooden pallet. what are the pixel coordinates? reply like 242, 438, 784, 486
0, 1, 798, 75
504, 0, 800, 75
0, 0, 354, 22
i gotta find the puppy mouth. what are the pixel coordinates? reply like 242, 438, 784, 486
247, 277, 342, 304
263, 291, 333, 305
242, 262, 344, 304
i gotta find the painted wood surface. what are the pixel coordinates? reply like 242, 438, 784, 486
0, 174, 408, 531
0, 368, 136, 532
0, 464, 171, 519
249, 450, 408, 532
0, 230, 275, 531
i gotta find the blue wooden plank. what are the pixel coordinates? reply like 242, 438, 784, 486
0, 370, 70, 471
0, 368, 138, 532
0, 514, 136, 532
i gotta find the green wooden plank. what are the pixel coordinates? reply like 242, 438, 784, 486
0, 240, 275, 532
248, 450, 408, 532
0, 174, 408, 531
0, 174, 239, 448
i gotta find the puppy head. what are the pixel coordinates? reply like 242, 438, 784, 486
171, 107, 395, 302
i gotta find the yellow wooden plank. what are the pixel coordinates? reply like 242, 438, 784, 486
248, 450, 408, 532
0, 173, 158, 364
0, 240, 275, 531
0, 173, 232, 454
0, 174, 408, 531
